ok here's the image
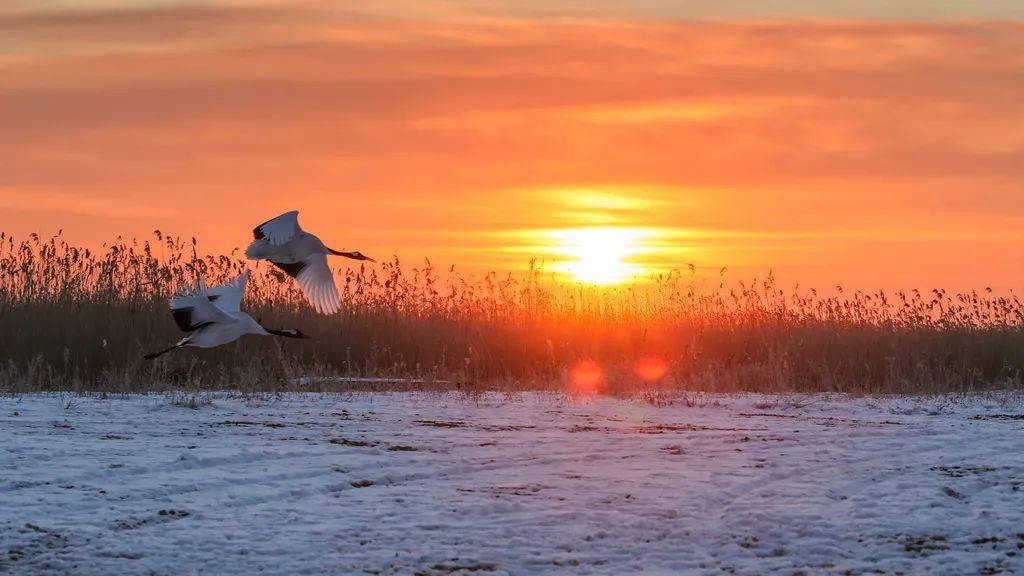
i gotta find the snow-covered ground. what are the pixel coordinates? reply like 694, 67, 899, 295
2, 391, 1023, 575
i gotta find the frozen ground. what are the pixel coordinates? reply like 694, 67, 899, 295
2, 391, 1023, 575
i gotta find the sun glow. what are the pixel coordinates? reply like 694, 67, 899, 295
557, 227, 643, 284
499, 188, 695, 284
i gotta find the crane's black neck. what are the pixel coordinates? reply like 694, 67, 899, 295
327, 247, 374, 262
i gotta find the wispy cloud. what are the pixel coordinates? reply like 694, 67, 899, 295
0, 188, 177, 220
1, 3, 1022, 287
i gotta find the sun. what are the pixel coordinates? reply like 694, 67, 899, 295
558, 227, 641, 284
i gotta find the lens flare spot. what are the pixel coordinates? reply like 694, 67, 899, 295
635, 357, 668, 382
569, 359, 604, 393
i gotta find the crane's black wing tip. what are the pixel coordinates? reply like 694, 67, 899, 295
171, 307, 215, 332
252, 211, 298, 241
252, 217, 273, 240
172, 307, 195, 331
253, 221, 270, 240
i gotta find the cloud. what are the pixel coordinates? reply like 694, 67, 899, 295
0, 188, 176, 219
2, 6, 1023, 287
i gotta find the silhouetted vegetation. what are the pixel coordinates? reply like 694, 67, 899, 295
1, 232, 1022, 393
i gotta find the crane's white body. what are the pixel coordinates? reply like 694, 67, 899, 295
168, 271, 262, 349
177, 312, 267, 349
245, 210, 364, 315
245, 231, 326, 264
146, 272, 305, 358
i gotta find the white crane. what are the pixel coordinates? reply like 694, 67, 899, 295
244, 210, 374, 315
144, 271, 307, 359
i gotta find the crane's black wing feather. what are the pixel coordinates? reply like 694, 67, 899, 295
252, 211, 300, 243
271, 260, 307, 279
171, 307, 216, 332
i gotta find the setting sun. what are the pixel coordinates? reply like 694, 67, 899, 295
556, 228, 643, 284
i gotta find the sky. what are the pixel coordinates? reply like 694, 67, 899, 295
2, 1, 1023, 289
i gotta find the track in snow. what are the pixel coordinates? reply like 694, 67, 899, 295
2, 392, 1023, 575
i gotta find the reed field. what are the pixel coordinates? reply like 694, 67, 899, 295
1, 231, 1022, 394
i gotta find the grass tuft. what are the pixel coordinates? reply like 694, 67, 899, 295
1, 231, 1022, 394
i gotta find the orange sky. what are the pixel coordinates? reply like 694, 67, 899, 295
2, 1, 1023, 289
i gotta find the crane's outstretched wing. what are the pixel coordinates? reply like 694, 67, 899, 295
169, 279, 234, 331
206, 271, 248, 318
252, 210, 301, 245
272, 252, 340, 314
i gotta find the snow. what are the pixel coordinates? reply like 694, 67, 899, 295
2, 391, 1023, 575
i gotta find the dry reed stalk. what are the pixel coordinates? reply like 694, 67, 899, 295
0, 231, 1021, 393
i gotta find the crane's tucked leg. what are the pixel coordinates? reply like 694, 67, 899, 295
143, 337, 189, 360
143, 345, 180, 360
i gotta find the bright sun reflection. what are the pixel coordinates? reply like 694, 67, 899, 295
557, 227, 643, 284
